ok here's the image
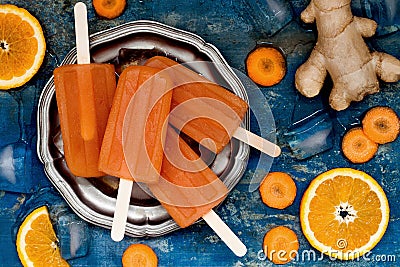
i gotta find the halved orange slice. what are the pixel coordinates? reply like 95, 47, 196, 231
300, 168, 389, 260
0, 4, 46, 90
16, 206, 69, 267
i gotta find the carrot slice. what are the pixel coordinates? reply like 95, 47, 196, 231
342, 127, 378, 164
92, 0, 126, 19
122, 244, 158, 267
362, 106, 400, 144
259, 172, 297, 209
263, 226, 299, 265
246, 46, 286, 87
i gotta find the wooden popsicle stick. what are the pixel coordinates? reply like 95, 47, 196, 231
74, 2, 90, 64
202, 210, 247, 257
233, 127, 281, 157
111, 179, 134, 241
74, 2, 96, 141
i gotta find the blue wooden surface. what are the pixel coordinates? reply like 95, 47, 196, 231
0, 0, 399, 266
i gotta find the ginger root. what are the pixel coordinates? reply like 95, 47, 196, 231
295, 0, 400, 111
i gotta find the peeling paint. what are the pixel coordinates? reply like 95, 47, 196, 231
148, 238, 174, 253
205, 234, 220, 244
224, 202, 238, 216
160, 11, 182, 27
11, 194, 26, 212
233, 260, 245, 266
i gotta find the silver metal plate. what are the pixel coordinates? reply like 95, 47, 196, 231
37, 20, 250, 237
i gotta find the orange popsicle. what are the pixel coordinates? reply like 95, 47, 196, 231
144, 56, 248, 153
146, 127, 247, 256
99, 65, 172, 183
54, 63, 116, 177
148, 126, 229, 228
145, 56, 281, 158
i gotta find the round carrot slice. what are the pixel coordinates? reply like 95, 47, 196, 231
122, 244, 158, 267
263, 226, 299, 264
246, 46, 286, 87
92, 0, 126, 19
362, 106, 400, 144
342, 127, 378, 164
259, 172, 297, 209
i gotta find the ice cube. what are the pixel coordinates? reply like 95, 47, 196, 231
0, 145, 16, 184
285, 111, 334, 160
0, 141, 35, 193
53, 127, 64, 155
241, 0, 293, 36
56, 210, 90, 260
353, 0, 400, 36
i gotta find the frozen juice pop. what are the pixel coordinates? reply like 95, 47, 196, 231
147, 127, 246, 256
53, 3, 116, 177
145, 56, 247, 153
99, 65, 172, 182
149, 126, 229, 227
145, 56, 281, 157
100, 64, 173, 241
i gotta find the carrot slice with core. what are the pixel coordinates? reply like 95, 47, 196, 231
263, 226, 299, 265
342, 127, 378, 164
259, 172, 297, 209
92, 0, 126, 19
362, 106, 400, 144
246, 46, 286, 87
122, 244, 158, 267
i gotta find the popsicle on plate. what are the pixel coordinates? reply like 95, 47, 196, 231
145, 56, 249, 154
148, 126, 229, 227
53, 61, 116, 177
53, 2, 117, 178
99, 65, 172, 183
145, 56, 281, 158
144, 127, 246, 256
102, 64, 173, 241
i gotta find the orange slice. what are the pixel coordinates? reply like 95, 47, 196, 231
0, 4, 46, 90
300, 168, 389, 260
16, 206, 69, 267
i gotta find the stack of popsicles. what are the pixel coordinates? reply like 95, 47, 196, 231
100, 61, 248, 254
53, 1, 281, 258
